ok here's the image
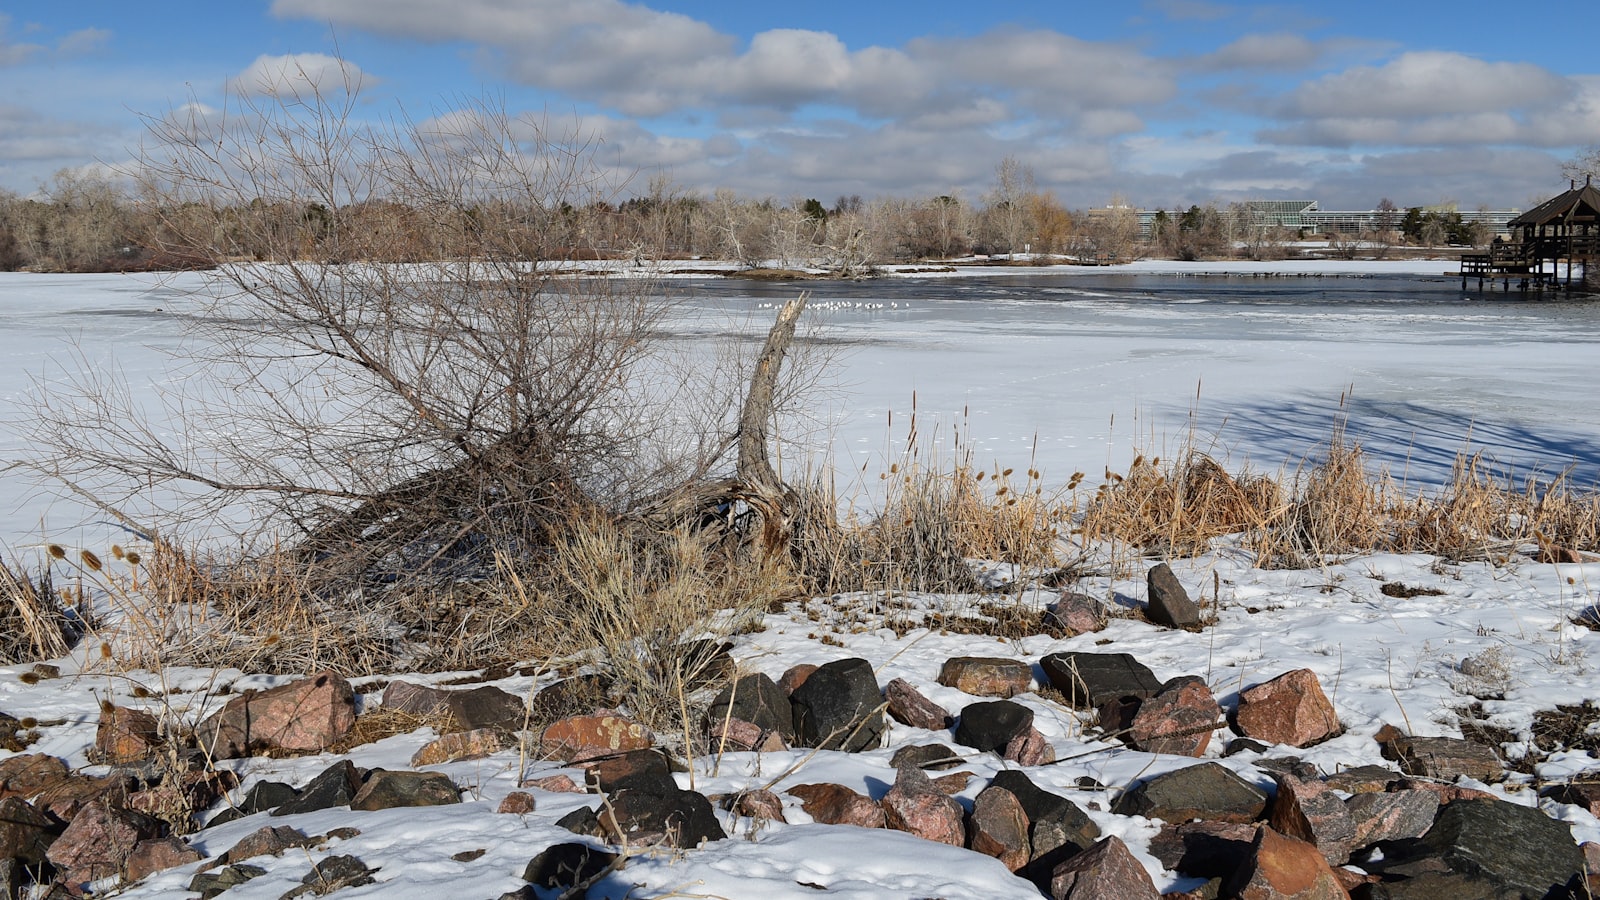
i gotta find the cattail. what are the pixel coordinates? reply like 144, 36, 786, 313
80, 550, 103, 571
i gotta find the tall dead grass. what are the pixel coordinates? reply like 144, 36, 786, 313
1082, 432, 1599, 567
0, 555, 72, 663
790, 412, 1073, 596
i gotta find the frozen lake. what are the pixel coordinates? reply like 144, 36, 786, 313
3, 265, 1598, 549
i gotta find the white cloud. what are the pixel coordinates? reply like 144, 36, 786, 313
227, 53, 371, 97
56, 28, 111, 57
1285, 52, 1569, 119
1197, 33, 1318, 71
0, 15, 44, 67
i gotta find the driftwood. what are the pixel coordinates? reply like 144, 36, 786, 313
646, 292, 809, 554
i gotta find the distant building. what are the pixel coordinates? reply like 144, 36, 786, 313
1135, 201, 1521, 238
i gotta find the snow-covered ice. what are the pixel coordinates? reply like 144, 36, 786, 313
2, 262, 1599, 897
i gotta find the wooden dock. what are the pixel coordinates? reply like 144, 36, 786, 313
1457, 180, 1599, 294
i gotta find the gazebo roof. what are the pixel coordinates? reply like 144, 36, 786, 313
1507, 179, 1600, 228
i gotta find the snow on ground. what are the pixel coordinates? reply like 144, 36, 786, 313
2, 263, 1599, 895
5, 546, 1600, 897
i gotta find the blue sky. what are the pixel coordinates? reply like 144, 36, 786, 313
2, 0, 1597, 210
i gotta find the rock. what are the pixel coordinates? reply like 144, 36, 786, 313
350, 770, 462, 810
1324, 765, 1402, 795
1543, 781, 1600, 817
706, 716, 787, 753
1049, 835, 1161, 899
125, 766, 235, 829
731, 789, 786, 823
789, 658, 885, 752
777, 663, 818, 695
189, 863, 266, 899
879, 766, 964, 847
443, 685, 526, 732
207, 780, 300, 826
92, 705, 164, 765
1044, 592, 1105, 637
197, 672, 356, 760
1345, 789, 1438, 848
1112, 762, 1269, 825
527, 674, 612, 723
1147, 563, 1201, 628
676, 638, 736, 690
522, 774, 584, 794
220, 825, 311, 863
410, 728, 506, 766
938, 657, 1034, 698
788, 783, 886, 829
522, 842, 618, 889
1235, 669, 1341, 748
707, 673, 795, 743
1381, 735, 1501, 782
1368, 797, 1584, 898
1127, 676, 1222, 757
0, 753, 69, 802
32, 772, 129, 823
885, 678, 954, 730
582, 749, 677, 794
380, 680, 450, 717
272, 761, 364, 817
599, 786, 725, 848
45, 800, 164, 889
497, 791, 537, 814
1149, 819, 1257, 879
1003, 725, 1056, 766
931, 771, 977, 795
954, 700, 1033, 753
990, 770, 1101, 886
1221, 825, 1350, 899
1268, 774, 1358, 865
539, 714, 653, 763
968, 785, 1030, 872
1387, 777, 1495, 806
1040, 652, 1164, 709
555, 805, 606, 838
0, 796, 56, 866
287, 853, 376, 897
889, 743, 964, 771
124, 836, 203, 882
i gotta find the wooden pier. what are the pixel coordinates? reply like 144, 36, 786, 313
1456, 179, 1599, 294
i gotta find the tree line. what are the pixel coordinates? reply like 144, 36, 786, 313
0, 160, 1496, 275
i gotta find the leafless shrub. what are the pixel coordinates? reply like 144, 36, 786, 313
16, 67, 824, 677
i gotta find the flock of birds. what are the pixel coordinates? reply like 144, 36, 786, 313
755, 300, 909, 311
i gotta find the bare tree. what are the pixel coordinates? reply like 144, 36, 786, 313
1563, 145, 1600, 183
25, 70, 813, 594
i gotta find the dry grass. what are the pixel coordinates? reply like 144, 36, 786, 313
1081, 429, 1600, 568
1080, 450, 1280, 557
0, 555, 73, 663
523, 508, 796, 752
790, 412, 1073, 597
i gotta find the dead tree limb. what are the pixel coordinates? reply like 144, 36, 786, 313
646, 292, 809, 554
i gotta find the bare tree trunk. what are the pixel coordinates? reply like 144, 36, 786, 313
648, 293, 809, 554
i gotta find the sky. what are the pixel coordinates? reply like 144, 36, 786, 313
1, 0, 1597, 211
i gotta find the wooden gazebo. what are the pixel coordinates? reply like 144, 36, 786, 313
1459, 177, 1599, 292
